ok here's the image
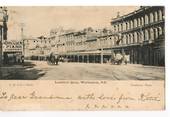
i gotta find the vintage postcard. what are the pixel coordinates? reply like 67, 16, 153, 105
0, 6, 165, 110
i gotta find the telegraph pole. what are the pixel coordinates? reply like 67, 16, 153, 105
19, 23, 25, 56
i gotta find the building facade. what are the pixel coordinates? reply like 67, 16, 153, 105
55, 28, 112, 63
110, 6, 165, 66
23, 36, 53, 60
2, 40, 23, 64
23, 6, 165, 66
54, 6, 165, 66
0, 7, 8, 65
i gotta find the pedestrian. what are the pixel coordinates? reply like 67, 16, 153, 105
21, 56, 24, 64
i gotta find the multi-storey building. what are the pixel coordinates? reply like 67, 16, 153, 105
23, 28, 72, 60
23, 6, 165, 66
110, 6, 165, 66
56, 28, 112, 63
23, 36, 53, 60
54, 6, 165, 66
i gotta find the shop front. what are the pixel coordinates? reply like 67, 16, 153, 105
3, 41, 23, 65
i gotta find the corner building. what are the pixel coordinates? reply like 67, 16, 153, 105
110, 6, 165, 66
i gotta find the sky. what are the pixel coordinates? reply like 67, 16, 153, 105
7, 6, 139, 40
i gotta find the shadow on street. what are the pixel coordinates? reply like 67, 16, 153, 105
1, 61, 46, 80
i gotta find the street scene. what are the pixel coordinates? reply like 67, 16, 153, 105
1, 60, 165, 80
0, 6, 165, 80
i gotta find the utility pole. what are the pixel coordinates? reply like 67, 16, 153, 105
19, 23, 25, 56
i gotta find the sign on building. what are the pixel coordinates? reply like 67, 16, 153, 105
3, 41, 22, 52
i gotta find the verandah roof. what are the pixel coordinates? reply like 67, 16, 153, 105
59, 50, 112, 55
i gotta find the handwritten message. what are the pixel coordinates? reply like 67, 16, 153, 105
0, 80, 165, 110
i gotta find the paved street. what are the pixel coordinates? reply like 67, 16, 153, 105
1, 60, 165, 80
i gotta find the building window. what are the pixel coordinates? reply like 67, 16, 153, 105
145, 29, 149, 40
122, 35, 126, 45
158, 10, 163, 21
140, 31, 144, 42
114, 25, 116, 32
115, 36, 118, 45
134, 19, 137, 28
132, 33, 134, 43
154, 11, 158, 22
134, 32, 137, 43
141, 17, 144, 25
150, 13, 154, 23
130, 20, 133, 29
150, 28, 154, 40
137, 32, 140, 43
154, 28, 158, 39
129, 21, 131, 29
158, 27, 163, 36
126, 35, 128, 44
145, 14, 149, 24
116, 25, 118, 32
126, 22, 128, 30
121, 23, 123, 31
129, 33, 133, 43
128, 34, 131, 44
117, 24, 121, 32
109, 38, 112, 46
112, 37, 114, 45
138, 18, 141, 26
118, 24, 120, 32
128, 21, 130, 29
123, 22, 126, 31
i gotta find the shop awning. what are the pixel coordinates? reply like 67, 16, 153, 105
58, 50, 112, 56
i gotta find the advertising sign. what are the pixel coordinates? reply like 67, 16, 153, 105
3, 41, 22, 52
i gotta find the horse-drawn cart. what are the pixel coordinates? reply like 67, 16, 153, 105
47, 52, 59, 65
110, 52, 129, 65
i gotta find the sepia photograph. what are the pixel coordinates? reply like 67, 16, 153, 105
0, 6, 165, 80
0, 6, 166, 111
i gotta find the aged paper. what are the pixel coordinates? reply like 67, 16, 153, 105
0, 81, 165, 110
0, 6, 165, 110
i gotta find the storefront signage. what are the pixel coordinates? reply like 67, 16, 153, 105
3, 41, 22, 52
